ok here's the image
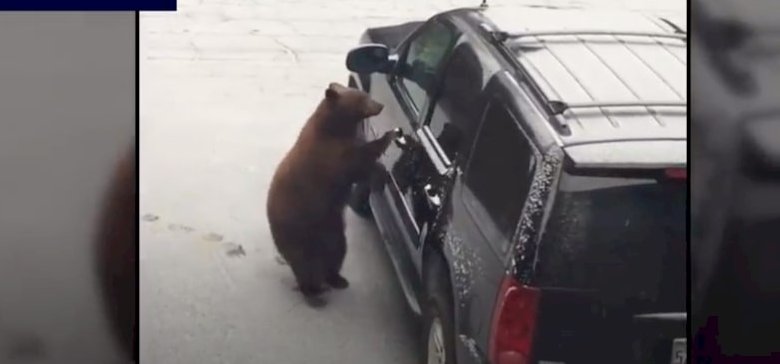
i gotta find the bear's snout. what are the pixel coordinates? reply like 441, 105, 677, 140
366, 100, 384, 116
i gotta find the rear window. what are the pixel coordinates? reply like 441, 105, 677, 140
534, 171, 687, 312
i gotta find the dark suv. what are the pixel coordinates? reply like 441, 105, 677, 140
345, 5, 687, 364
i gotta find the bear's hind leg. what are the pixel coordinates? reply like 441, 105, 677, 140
287, 250, 327, 298
323, 228, 349, 289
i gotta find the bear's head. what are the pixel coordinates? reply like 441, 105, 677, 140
323, 82, 384, 121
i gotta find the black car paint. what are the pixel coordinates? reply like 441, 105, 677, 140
350, 11, 567, 364
351, 12, 551, 363
349, 8, 685, 364
351, 13, 504, 364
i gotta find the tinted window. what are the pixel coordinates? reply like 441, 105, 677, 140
465, 102, 536, 251
427, 42, 483, 164
399, 21, 456, 113
535, 173, 687, 312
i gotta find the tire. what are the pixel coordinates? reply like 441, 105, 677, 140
348, 180, 373, 219
422, 256, 457, 364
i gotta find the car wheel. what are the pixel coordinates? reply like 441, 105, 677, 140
348, 180, 373, 219
422, 259, 457, 364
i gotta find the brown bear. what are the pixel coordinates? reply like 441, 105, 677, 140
94, 146, 137, 360
267, 82, 395, 305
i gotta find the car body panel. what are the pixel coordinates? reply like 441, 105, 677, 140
564, 140, 687, 168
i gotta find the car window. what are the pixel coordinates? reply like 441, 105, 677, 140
535, 172, 687, 312
398, 20, 457, 115
464, 101, 537, 254
426, 42, 484, 164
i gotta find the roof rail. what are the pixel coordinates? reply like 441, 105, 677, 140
493, 30, 686, 42
548, 100, 687, 115
659, 17, 686, 34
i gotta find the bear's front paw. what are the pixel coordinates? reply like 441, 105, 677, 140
383, 128, 402, 141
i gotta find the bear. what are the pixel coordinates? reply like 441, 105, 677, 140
266, 82, 396, 305
94, 146, 137, 360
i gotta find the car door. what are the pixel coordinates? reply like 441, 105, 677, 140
445, 76, 542, 351
413, 38, 487, 257
367, 18, 459, 273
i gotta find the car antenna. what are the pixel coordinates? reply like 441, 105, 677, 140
480, 0, 488, 9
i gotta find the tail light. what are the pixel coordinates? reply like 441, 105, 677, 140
489, 275, 541, 364
665, 168, 687, 180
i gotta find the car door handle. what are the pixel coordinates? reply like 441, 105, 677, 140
423, 183, 441, 208
392, 127, 411, 150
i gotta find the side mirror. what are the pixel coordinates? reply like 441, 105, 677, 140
346, 44, 394, 74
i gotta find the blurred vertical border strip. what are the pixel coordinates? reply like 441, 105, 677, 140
133, 10, 140, 363
0, 0, 175, 11
93, 10, 140, 363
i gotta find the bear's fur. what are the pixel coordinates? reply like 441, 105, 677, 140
95, 146, 137, 359
267, 82, 396, 304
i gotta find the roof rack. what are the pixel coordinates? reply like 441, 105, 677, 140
492, 30, 686, 42
658, 17, 686, 34
548, 100, 687, 115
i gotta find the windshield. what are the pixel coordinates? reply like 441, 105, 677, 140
534, 171, 687, 313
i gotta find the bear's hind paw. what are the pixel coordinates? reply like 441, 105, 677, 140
326, 274, 349, 289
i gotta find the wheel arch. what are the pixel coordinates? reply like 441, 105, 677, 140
422, 238, 451, 290
422, 234, 479, 364
422, 236, 458, 328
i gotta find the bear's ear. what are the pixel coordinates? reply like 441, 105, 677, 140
329, 82, 346, 90
325, 84, 340, 100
